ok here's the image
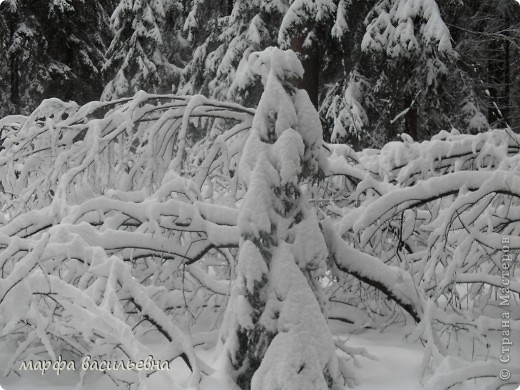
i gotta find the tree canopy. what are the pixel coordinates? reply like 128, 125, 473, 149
1, 0, 519, 145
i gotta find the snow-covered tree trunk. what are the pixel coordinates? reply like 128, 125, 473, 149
216, 47, 345, 390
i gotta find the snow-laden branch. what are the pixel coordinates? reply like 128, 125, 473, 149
0, 92, 253, 389
321, 218, 423, 323
1, 84, 519, 389
342, 170, 520, 235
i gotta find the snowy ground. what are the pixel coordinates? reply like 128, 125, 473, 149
0, 327, 404, 390
1, 323, 515, 390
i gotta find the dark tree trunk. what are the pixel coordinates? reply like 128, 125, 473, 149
10, 59, 19, 109
405, 104, 418, 140
290, 33, 320, 109
502, 14, 510, 124
487, 40, 502, 125
227, 0, 233, 15
8, 14, 19, 112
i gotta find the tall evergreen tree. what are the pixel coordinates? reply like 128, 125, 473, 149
452, 0, 520, 131
101, 0, 186, 100
215, 47, 346, 389
328, 0, 462, 146
1, 0, 518, 144
0, 0, 115, 116
179, 0, 352, 108
179, 0, 282, 106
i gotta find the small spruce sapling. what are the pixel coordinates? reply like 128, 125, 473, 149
216, 47, 346, 390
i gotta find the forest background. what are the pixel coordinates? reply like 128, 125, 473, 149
1, 0, 519, 148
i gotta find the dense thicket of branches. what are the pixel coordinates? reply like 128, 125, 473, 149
1, 0, 519, 145
0, 47, 519, 388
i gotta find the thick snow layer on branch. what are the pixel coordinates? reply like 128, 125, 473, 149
322, 218, 423, 322
293, 89, 328, 175
290, 209, 328, 270
271, 129, 304, 185
346, 170, 520, 234
331, 0, 348, 38
250, 71, 298, 141
237, 240, 268, 294
251, 244, 340, 390
238, 156, 279, 235
278, 0, 336, 48
248, 47, 304, 86
362, 0, 454, 57
239, 48, 327, 182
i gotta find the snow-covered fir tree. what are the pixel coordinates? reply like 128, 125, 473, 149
180, 0, 351, 109
329, 0, 460, 145
454, 0, 520, 131
102, 0, 185, 100
213, 47, 346, 389
2, 0, 517, 144
0, 0, 114, 116
179, 0, 280, 105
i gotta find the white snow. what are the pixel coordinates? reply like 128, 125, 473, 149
1, 44, 519, 390
362, 0, 454, 57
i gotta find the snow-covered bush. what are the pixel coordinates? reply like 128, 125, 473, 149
0, 92, 253, 389
323, 127, 520, 386
212, 47, 348, 389
0, 46, 519, 389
